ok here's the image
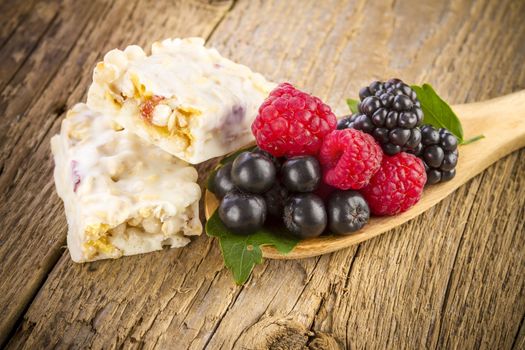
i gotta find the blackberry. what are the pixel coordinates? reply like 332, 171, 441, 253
416, 125, 459, 185
337, 115, 353, 130
341, 79, 423, 155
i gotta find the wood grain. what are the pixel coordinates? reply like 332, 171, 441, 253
0, 0, 38, 48
1, 0, 524, 349
0, 0, 233, 346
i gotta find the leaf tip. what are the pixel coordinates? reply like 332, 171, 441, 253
461, 134, 485, 145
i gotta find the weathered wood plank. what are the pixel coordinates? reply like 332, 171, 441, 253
184, 0, 525, 348
311, 152, 525, 350
0, 1, 60, 92
434, 153, 525, 349
513, 314, 525, 350
0, 0, 233, 346
3, 0, 525, 349
0, 0, 111, 191
304, 0, 525, 348
0, 0, 38, 48
0, 0, 115, 342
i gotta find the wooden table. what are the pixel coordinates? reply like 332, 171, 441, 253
1, 0, 524, 348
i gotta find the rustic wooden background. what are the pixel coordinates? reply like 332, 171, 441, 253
0, 0, 524, 349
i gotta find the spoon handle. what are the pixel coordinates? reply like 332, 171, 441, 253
261, 91, 525, 259
456, 90, 525, 152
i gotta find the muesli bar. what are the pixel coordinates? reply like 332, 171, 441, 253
87, 37, 275, 164
51, 103, 202, 262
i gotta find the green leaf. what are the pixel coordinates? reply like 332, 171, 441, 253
411, 84, 465, 142
205, 168, 218, 192
206, 210, 299, 285
346, 98, 359, 114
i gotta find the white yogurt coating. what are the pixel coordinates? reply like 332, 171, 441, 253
51, 103, 202, 262
86, 37, 276, 164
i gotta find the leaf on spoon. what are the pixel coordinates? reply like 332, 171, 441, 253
411, 83, 484, 144
346, 98, 359, 114
411, 84, 464, 141
206, 210, 299, 285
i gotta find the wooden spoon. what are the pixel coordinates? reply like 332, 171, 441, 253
205, 91, 525, 259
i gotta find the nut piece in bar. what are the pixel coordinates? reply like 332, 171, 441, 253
87, 37, 276, 164
51, 103, 202, 262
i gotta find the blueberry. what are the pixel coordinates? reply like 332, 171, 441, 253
283, 194, 327, 238
281, 156, 321, 192
327, 191, 369, 234
252, 147, 282, 170
210, 163, 235, 199
263, 182, 288, 218
219, 191, 266, 235
231, 151, 276, 193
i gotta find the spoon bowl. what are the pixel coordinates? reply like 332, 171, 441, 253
205, 91, 525, 259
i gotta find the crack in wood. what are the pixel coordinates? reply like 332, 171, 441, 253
511, 311, 525, 350
434, 173, 486, 349
201, 281, 246, 349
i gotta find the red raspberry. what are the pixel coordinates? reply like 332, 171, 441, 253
361, 152, 427, 216
251, 83, 337, 157
319, 129, 383, 190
